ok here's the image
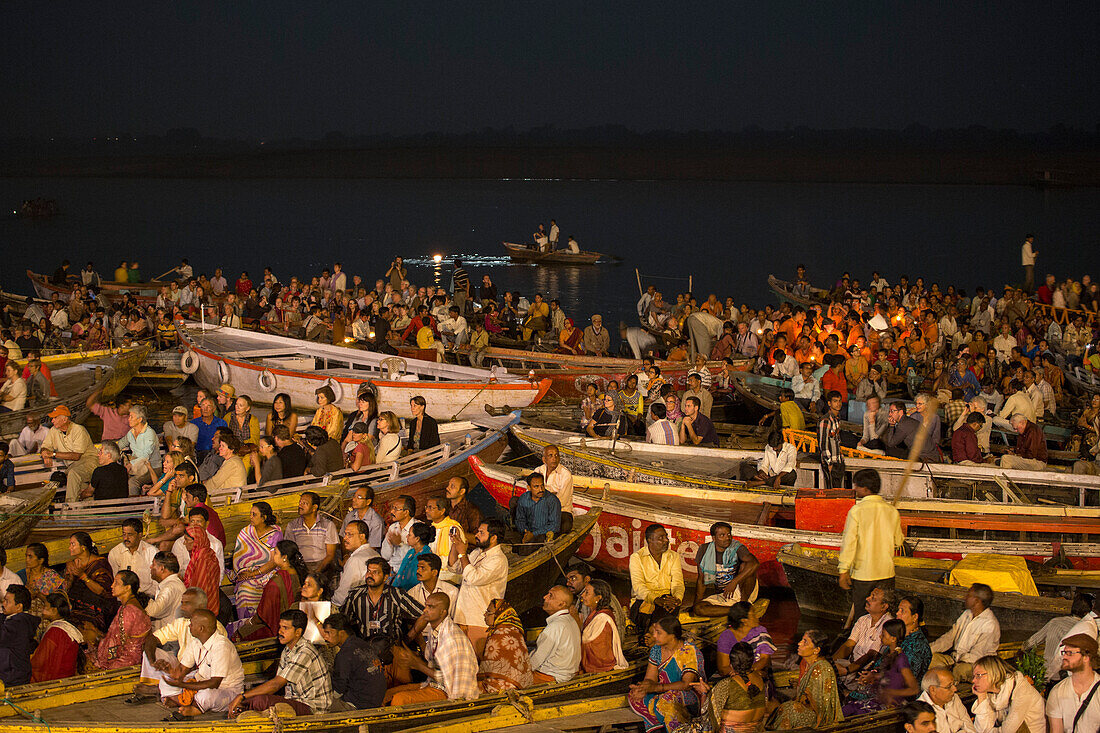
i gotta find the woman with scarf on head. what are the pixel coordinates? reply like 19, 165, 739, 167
587, 390, 625, 438
477, 598, 533, 694
557, 318, 584, 355
183, 525, 221, 618
31, 593, 83, 682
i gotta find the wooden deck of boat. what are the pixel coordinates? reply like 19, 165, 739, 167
26, 692, 228, 724
575, 484, 771, 524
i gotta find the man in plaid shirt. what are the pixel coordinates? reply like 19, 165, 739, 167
229, 610, 333, 718
387, 592, 479, 704
818, 390, 846, 490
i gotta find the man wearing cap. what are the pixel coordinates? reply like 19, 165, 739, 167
1046, 633, 1099, 733
163, 406, 199, 447
40, 405, 98, 502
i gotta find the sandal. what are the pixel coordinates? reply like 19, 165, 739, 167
124, 694, 154, 705
162, 712, 187, 722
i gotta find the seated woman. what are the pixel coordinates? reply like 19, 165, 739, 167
30, 593, 83, 682
895, 596, 932, 683
229, 540, 306, 641
619, 375, 646, 436
768, 630, 842, 730
629, 617, 705, 733
63, 532, 117, 633
841, 619, 920, 715
265, 392, 299, 437
713, 642, 767, 733
557, 318, 583, 355
85, 570, 151, 671
392, 522, 434, 591
586, 392, 624, 438
230, 501, 283, 619
311, 385, 344, 441
19, 542, 64, 619
477, 599, 533, 694
182, 526, 221, 618
375, 411, 403, 463
716, 602, 776, 694
579, 579, 628, 673
970, 655, 1046, 733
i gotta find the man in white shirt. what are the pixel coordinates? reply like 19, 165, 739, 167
742, 431, 797, 488
210, 269, 227, 296
0, 549, 20, 596
404, 553, 459, 621
8, 414, 49, 457
333, 520, 380, 605
930, 583, 1000, 682
341, 486, 386, 550
833, 586, 896, 678
1021, 234, 1037, 294
449, 518, 508, 655
108, 518, 159, 595
528, 586, 581, 683
1024, 593, 1093, 685
771, 350, 799, 379
1046, 633, 1100, 733
917, 667, 976, 733
535, 444, 573, 513
144, 552, 186, 631
548, 220, 560, 250
158, 609, 244, 718
131, 588, 226, 701
439, 306, 468, 348
792, 361, 822, 408
381, 495, 417, 575
1061, 595, 1100, 644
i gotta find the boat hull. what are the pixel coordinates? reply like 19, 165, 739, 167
179, 326, 550, 421
779, 544, 1070, 631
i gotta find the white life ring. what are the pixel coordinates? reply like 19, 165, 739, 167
217, 360, 231, 385
325, 377, 343, 403
180, 350, 200, 375
258, 369, 277, 393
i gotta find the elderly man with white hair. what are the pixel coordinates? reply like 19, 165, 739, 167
916, 667, 975, 733
999, 414, 1047, 472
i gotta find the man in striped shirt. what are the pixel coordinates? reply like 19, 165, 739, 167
645, 402, 679, 445
230, 610, 333, 717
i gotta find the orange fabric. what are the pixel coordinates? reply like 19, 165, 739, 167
387, 684, 447, 706
532, 671, 557, 684
459, 623, 489, 658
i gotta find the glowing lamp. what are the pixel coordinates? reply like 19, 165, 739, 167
433, 254, 442, 264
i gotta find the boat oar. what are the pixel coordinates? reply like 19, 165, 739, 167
891, 397, 940, 508
151, 266, 178, 282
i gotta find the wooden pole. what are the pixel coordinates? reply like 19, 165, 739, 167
689, 275, 693, 294
151, 267, 177, 282
635, 268, 643, 298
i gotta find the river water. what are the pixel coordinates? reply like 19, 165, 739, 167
3, 178, 1098, 330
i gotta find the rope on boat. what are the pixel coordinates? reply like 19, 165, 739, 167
0, 695, 49, 729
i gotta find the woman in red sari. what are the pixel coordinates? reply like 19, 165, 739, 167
31, 593, 83, 682
86, 570, 151, 671
229, 540, 306, 641
182, 526, 221, 618
580, 579, 628, 673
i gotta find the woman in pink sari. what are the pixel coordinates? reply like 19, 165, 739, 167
86, 570, 151, 671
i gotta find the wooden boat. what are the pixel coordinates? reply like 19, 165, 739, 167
779, 543, 1072, 632
130, 348, 187, 390
470, 457, 1100, 585
22, 413, 517, 549
767, 273, 833, 307
0, 484, 57, 548
511, 424, 1100, 513
0, 345, 150, 440
27, 270, 161, 304
503, 241, 605, 264
1067, 365, 1100, 395
179, 324, 550, 421
0, 512, 626, 732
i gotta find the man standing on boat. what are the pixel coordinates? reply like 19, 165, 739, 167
548, 219, 560, 250
1021, 234, 1038, 294
837, 468, 903, 629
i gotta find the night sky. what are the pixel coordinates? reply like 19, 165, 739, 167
3, 1, 1097, 140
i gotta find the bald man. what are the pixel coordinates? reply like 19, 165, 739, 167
159, 609, 244, 718
916, 667, 975, 733
529, 585, 581, 683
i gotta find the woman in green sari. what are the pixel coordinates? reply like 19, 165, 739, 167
768, 630, 842, 730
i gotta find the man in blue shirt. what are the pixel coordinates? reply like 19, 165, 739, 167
190, 398, 227, 460
514, 473, 561, 555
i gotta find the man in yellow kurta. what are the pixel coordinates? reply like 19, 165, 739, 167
837, 468, 903, 629
628, 524, 685, 640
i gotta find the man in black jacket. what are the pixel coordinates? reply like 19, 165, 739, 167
0, 585, 39, 686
